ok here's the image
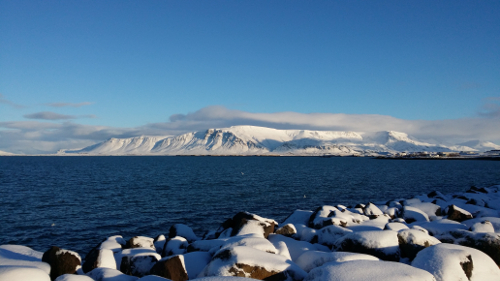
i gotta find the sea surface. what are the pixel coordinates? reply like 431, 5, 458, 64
1, 156, 499, 257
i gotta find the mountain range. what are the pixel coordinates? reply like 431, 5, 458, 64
58, 126, 500, 156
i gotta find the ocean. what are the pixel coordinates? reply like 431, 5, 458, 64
1, 156, 499, 257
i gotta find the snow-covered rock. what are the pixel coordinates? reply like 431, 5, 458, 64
397, 229, 441, 260
463, 217, 500, 233
304, 260, 435, 281
384, 222, 409, 231
86, 267, 139, 281
216, 212, 276, 239
315, 225, 352, 248
0, 266, 50, 281
412, 219, 468, 236
295, 251, 379, 272
120, 248, 161, 277
412, 243, 500, 281
333, 230, 400, 261
268, 234, 329, 262
469, 220, 495, 233
0, 245, 50, 274
402, 206, 429, 223
162, 236, 188, 257
363, 203, 384, 218
199, 246, 306, 280
153, 235, 167, 255
447, 205, 473, 222
126, 237, 155, 251
150, 255, 188, 281
168, 224, 199, 243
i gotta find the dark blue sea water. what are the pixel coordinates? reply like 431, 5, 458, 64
1, 156, 499, 257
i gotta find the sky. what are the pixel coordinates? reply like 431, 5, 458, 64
1, 1, 499, 154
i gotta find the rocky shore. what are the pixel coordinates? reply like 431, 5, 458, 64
2, 185, 500, 281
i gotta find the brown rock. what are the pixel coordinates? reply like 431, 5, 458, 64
42, 246, 81, 281
275, 224, 296, 237
460, 255, 473, 280
150, 255, 188, 281
447, 205, 473, 222
82, 246, 99, 273
397, 229, 441, 260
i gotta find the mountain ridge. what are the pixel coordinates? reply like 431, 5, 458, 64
59, 125, 500, 156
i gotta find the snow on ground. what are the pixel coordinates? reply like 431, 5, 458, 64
3, 184, 500, 280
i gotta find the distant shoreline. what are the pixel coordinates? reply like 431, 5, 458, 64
375, 156, 500, 161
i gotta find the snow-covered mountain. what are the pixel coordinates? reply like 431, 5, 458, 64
458, 140, 500, 152
61, 125, 496, 156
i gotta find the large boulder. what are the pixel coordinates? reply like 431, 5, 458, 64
168, 224, 199, 243
315, 225, 352, 249
120, 248, 161, 277
100, 236, 125, 252
402, 206, 429, 223
384, 222, 409, 232
268, 234, 329, 262
282, 210, 314, 226
216, 212, 276, 238
150, 251, 211, 281
412, 243, 500, 281
333, 230, 400, 261
304, 260, 435, 281
86, 267, 138, 281
150, 255, 188, 281
42, 246, 81, 281
444, 229, 500, 267
126, 237, 156, 251
295, 251, 379, 272
153, 235, 167, 255
162, 236, 188, 257
469, 220, 495, 233
275, 224, 297, 237
363, 203, 384, 218
0, 266, 50, 281
82, 248, 116, 273
447, 205, 473, 222
199, 246, 306, 280
308, 206, 346, 229
0, 245, 51, 275
210, 235, 278, 255
412, 219, 468, 236
406, 202, 442, 217
397, 229, 441, 260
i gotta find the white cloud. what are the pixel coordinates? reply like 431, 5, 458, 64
1, 105, 500, 154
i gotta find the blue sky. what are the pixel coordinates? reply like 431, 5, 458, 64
1, 1, 499, 153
